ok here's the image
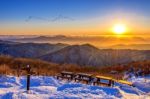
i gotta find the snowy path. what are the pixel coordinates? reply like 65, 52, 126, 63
0, 75, 149, 99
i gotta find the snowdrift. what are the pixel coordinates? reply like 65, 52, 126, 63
0, 75, 149, 99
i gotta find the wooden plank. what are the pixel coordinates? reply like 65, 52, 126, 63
117, 80, 133, 86
96, 76, 113, 80
62, 71, 74, 74
96, 75, 132, 86
76, 73, 92, 77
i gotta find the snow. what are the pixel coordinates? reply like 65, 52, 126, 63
0, 75, 149, 99
129, 76, 150, 93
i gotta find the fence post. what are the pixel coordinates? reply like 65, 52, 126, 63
26, 65, 31, 93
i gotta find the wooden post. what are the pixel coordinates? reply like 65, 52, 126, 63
26, 65, 31, 93
108, 80, 112, 87
27, 74, 30, 91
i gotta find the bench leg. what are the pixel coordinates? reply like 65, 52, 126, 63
57, 76, 59, 79
93, 82, 98, 85
108, 80, 112, 87
86, 81, 88, 84
93, 82, 95, 85
112, 81, 114, 87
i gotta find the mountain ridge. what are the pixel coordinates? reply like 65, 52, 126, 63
0, 40, 150, 67
40, 44, 150, 66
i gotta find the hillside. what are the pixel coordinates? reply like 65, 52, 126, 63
110, 44, 150, 50
40, 44, 150, 66
1, 55, 150, 78
0, 42, 67, 58
41, 44, 101, 66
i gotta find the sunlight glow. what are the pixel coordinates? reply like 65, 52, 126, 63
113, 24, 126, 35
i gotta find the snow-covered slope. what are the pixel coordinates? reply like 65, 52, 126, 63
0, 75, 149, 99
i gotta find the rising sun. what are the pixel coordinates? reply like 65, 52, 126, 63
113, 24, 126, 35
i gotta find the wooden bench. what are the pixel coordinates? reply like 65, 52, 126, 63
93, 76, 115, 87
56, 71, 75, 81
74, 73, 93, 84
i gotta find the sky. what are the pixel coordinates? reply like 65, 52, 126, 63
0, 0, 150, 36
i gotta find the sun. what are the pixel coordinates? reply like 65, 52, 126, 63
113, 24, 126, 35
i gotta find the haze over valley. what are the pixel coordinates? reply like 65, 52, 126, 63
0, 36, 150, 67
1, 35, 150, 50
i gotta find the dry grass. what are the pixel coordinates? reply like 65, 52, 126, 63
0, 55, 149, 79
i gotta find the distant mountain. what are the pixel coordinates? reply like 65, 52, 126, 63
0, 42, 68, 58
5, 35, 150, 49
40, 44, 101, 66
110, 44, 150, 50
0, 40, 150, 67
10, 35, 69, 41
40, 44, 150, 66
0, 40, 18, 44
